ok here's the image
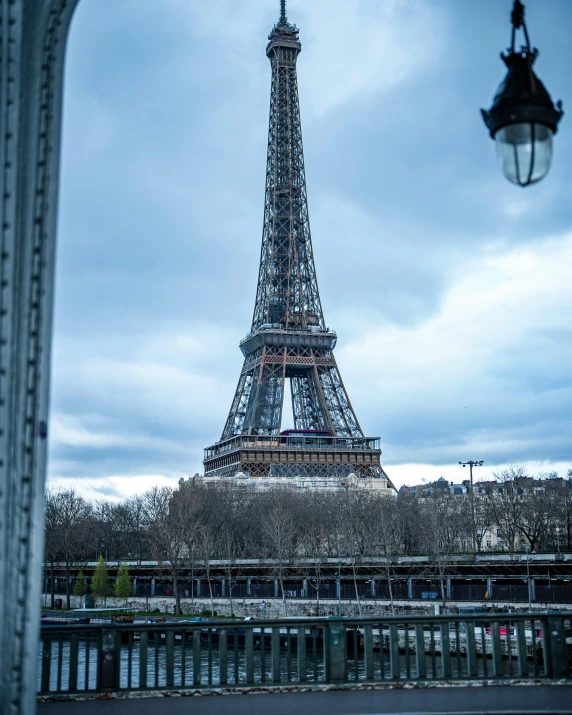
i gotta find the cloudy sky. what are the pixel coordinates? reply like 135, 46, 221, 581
49, 0, 572, 500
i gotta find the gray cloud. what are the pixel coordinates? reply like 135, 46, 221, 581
49, 0, 572, 497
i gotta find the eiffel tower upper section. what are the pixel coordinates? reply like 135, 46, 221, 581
251, 5, 324, 335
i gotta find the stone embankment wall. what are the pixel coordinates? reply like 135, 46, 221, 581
41, 595, 572, 618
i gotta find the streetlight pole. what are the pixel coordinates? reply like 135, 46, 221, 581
459, 460, 484, 553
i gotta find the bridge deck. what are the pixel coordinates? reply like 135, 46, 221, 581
38, 683, 572, 714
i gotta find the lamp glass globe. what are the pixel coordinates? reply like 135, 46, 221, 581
495, 122, 553, 186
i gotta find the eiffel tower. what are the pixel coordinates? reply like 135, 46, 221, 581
204, 2, 390, 488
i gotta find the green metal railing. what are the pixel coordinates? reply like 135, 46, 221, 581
38, 613, 571, 698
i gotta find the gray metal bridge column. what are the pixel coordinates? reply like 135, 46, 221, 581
0, 2, 80, 713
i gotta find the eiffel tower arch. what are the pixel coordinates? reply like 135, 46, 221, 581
204, 3, 391, 490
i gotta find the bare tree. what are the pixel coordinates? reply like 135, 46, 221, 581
44, 488, 62, 608
420, 493, 471, 607
473, 491, 494, 552
517, 476, 553, 551
218, 487, 251, 616
260, 489, 301, 616
48, 488, 92, 608
142, 486, 187, 615
298, 492, 332, 615
550, 472, 572, 551
193, 485, 226, 616
397, 491, 424, 555
484, 465, 528, 552
113, 496, 149, 561
366, 495, 404, 615
335, 490, 373, 617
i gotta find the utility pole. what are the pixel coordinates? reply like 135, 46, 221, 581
459, 460, 484, 553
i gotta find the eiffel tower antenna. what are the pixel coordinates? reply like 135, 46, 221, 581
203, 6, 392, 490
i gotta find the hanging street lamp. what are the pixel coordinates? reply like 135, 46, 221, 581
481, 0, 563, 187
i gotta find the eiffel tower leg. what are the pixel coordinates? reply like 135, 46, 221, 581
243, 353, 286, 435
290, 375, 305, 427
291, 369, 332, 433
221, 367, 255, 440
316, 364, 363, 438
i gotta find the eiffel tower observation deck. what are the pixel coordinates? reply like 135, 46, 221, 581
203, 2, 391, 491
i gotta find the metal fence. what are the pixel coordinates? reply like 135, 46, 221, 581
43, 578, 572, 603
38, 612, 571, 698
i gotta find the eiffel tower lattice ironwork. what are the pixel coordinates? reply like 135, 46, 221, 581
204, 3, 389, 487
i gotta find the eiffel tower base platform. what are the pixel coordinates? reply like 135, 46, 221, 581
203, 434, 394, 491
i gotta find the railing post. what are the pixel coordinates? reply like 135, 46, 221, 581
193, 627, 201, 686
364, 624, 374, 680
139, 631, 148, 688
272, 627, 281, 683
389, 624, 400, 679
545, 614, 568, 678
441, 622, 452, 678
245, 627, 254, 684
99, 629, 119, 691
41, 635, 52, 693
491, 620, 503, 677
166, 631, 175, 687
219, 628, 228, 685
414, 624, 426, 679
515, 620, 528, 677
326, 618, 347, 683
466, 620, 477, 677
297, 626, 307, 682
